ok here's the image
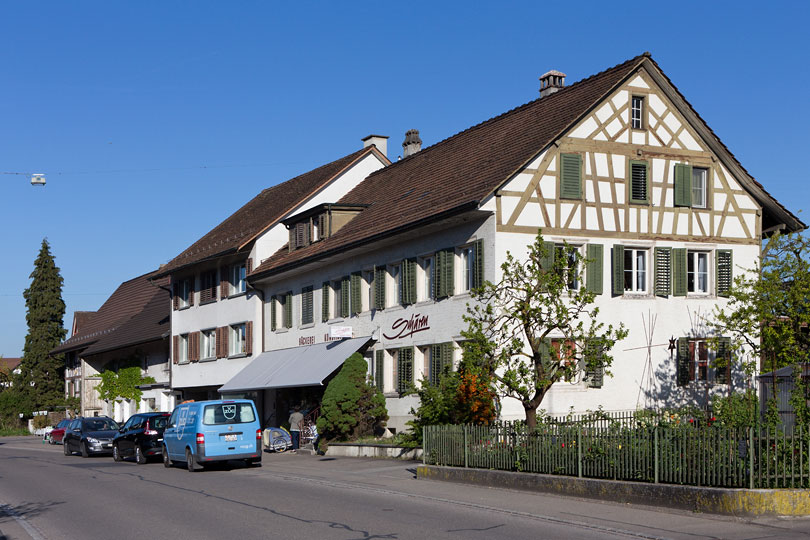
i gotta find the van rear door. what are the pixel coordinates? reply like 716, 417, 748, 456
201, 402, 258, 458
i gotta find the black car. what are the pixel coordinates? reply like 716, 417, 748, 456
113, 412, 170, 464
63, 416, 120, 457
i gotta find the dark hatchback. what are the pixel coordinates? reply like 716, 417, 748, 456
63, 417, 120, 457
113, 412, 170, 464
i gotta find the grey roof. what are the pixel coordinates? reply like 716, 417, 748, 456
217, 337, 372, 393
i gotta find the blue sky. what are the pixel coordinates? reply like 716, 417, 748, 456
1, 2, 808, 357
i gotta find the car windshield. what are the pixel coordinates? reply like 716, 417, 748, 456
83, 419, 118, 431
203, 403, 256, 425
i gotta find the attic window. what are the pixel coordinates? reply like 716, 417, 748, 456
631, 96, 644, 129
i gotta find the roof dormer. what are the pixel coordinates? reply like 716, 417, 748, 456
283, 203, 368, 251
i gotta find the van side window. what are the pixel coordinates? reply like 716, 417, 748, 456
168, 410, 178, 428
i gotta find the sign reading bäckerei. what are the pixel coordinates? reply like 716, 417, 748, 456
382, 313, 430, 340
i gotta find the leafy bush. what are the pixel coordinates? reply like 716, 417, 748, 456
316, 353, 388, 442
712, 389, 758, 429
33, 415, 50, 429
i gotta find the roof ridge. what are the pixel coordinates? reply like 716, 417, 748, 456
367, 53, 648, 174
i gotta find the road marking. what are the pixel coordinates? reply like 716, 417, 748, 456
0, 503, 46, 540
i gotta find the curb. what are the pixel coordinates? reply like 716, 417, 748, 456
416, 464, 810, 517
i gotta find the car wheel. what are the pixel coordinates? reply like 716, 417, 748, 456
186, 448, 197, 472
163, 446, 172, 468
136, 446, 147, 465
81, 442, 90, 458
113, 444, 122, 462
64, 441, 71, 456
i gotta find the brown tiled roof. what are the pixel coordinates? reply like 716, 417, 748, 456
156, 146, 386, 277
71, 311, 96, 336
0, 358, 21, 371
51, 273, 169, 355
251, 54, 647, 277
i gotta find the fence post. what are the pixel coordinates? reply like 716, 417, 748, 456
748, 426, 754, 489
577, 427, 582, 478
423, 426, 427, 465
654, 426, 659, 484
463, 425, 469, 468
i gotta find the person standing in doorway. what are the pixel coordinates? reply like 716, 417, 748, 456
289, 406, 304, 453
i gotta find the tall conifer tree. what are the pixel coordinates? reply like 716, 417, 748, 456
18, 239, 67, 413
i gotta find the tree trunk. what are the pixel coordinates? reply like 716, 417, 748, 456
524, 405, 537, 430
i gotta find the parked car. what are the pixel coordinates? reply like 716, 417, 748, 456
112, 412, 170, 464
49, 419, 71, 445
63, 416, 120, 457
163, 399, 261, 472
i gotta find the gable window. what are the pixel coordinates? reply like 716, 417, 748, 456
631, 96, 644, 129
230, 263, 246, 296
200, 329, 216, 361
301, 286, 314, 325
687, 251, 709, 294
200, 271, 217, 304
629, 160, 648, 204
692, 167, 708, 209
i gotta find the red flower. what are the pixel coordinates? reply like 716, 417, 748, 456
688, 419, 694, 423
561, 443, 565, 448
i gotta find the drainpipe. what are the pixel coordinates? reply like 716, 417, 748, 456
148, 276, 174, 404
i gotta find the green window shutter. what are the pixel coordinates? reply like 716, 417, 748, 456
672, 248, 687, 296
321, 282, 330, 322
340, 276, 350, 318
654, 247, 672, 297
374, 266, 386, 309
435, 249, 455, 299
442, 342, 453, 373
473, 239, 484, 290
397, 347, 414, 395
716, 249, 733, 297
585, 341, 604, 388
402, 259, 416, 305
673, 163, 692, 207
540, 241, 556, 272
715, 337, 731, 384
350, 273, 362, 315
430, 344, 442, 385
443, 248, 455, 297
629, 160, 648, 204
560, 153, 582, 199
375, 350, 385, 391
301, 286, 313, 325
585, 244, 603, 294
611, 245, 625, 296
677, 337, 690, 386
270, 295, 277, 331
284, 292, 293, 328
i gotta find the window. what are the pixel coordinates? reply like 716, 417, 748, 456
550, 339, 577, 382
373, 267, 386, 310
390, 264, 402, 305
177, 334, 189, 364
560, 153, 582, 199
200, 271, 217, 303
396, 347, 414, 395
420, 256, 434, 301
332, 279, 344, 318
229, 323, 246, 356
460, 246, 474, 293
230, 263, 246, 295
363, 270, 374, 311
289, 221, 311, 250
687, 251, 709, 294
174, 278, 192, 309
629, 160, 648, 204
614, 247, 647, 294
282, 292, 293, 328
677, 337, 732, 386
321, 282, 331, 321
692, 167, 707, 209
631, 96, 644, 129
555, 244, 580, 290
200, 329, 216, 360
429, 343, 453, 385
301, 286, 314, 325
400, 259, 417, 305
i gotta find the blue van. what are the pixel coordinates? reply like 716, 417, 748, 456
163, 399, 262, 472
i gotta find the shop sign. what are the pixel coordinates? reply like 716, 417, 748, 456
331, 326, 353, 339
298, 336, 316, 346
383, 313, 430, 340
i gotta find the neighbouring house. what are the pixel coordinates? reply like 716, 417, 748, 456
51, 272, 172, 420
229, 53, 805, 432
152, 139, 389, 427
0, 358, 22, 389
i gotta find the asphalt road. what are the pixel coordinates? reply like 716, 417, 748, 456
2, 437, 810, 540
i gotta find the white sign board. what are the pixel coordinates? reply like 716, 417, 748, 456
330, 326, 353, 339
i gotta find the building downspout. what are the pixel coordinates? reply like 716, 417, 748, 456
148, 276, 174, 398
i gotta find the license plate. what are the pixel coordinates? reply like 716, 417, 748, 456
224, 434, 237, 442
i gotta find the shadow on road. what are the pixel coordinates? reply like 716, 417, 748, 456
0, 500, 64, 522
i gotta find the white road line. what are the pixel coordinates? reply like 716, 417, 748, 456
0, 503, 46, 540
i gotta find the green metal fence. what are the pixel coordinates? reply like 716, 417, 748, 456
423, 422, 810, 489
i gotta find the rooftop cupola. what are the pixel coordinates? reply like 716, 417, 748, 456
539, 70, 566, 97
402, 129, 422, 158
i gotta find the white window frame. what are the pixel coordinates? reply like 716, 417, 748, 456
459, 246, 474, 293
389, 263, 402, 306
178, 278, 191, 308
623, 248, 648, 294
229, 323, 246, 356
631, 96, 644, 129
178, 333, 189, 364
200, 328, 216, 361
687, 251, 710, 295
418, 255, 434, 302
230, 263, 246, 296
692, 167, 708, 209
331, 279, 342, 318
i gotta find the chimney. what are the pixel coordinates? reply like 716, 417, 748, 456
361, 134, 388, 158
539, 70, 566, 98
402, 129, 422, 158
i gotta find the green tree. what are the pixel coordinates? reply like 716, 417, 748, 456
16, 239, 67, 415
95, 353, 155, 406
462, 231, 628, 430
316, 353, 388, 441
